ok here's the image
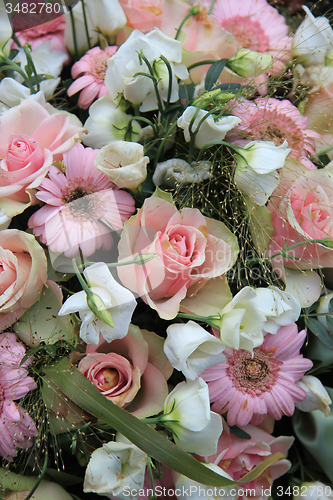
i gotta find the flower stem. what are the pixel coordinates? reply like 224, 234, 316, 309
175, 7, 200, 40
68, 5, 79, 60
80, 0, 91, 50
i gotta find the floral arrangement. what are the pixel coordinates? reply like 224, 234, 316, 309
1, 0, 333, 499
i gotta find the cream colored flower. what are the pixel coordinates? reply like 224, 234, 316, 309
95, 141, 149, 190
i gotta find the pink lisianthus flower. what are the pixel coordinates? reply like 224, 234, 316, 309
196, 422, 294, 500
205, 0, 291, 92
79, 325, 173, 418
68, 46, 118, 109
0, 100, 84, 219
202, 323, 312, 427
227, 97, 321, 169
117, 195, 239, 320
12, 16, 68, 59
28, 142, 135, 258
0, 333, 37, 461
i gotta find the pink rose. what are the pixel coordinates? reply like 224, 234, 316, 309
118, 0, 164, 33
0, 229, 48, 330
117, 196, 239, 320
0, 100, 84, 218
80, 325, 172, 418
267, 160, 333, 269
12, 16, 69, 60
197, 422, 294, 499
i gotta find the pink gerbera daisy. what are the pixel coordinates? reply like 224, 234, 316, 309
28, 143, 135, 258
209, 0, 291, 74
0, 333, 37, 461
227, 97, 321, 169
202, 323, 313, 427
67, 46, 118, 109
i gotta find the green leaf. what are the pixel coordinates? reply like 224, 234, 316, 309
44, 358, 284, 487
306, 318, 333, 350
245, 197, 273, 255
205, 59, 228, 91
179, 83, 195, 105
229, 426, 251, 440
151, 187, 174, 204
326, 316, 333, 332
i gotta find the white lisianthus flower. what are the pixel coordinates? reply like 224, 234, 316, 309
85, 0, 126, 39
234, 140, 290, 205
58, 262, 137, 344
64, 2, 99, 57
13, 41, 67, 98
84, 434, 147, 500
316, 292, 333, 329
164, 321, 225, 380
105, 28, 188, 112
292, 6, 333, 67
0, 78, 46, 115
0, 0, 12, 56
153, 159, 213, 188
83, 96, 141, 148
296, 376, 332, 416
95, 141, 149, 190
227, 49, 272, 78
293, 481, 333, 499
254, 286, 301, 334
162, 378, 223, 455
216, 286, 267, 351
175, 464, 233, 500
177, 106, 241, 149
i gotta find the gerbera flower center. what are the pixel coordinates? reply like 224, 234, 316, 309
227, 348, 282, 396
93, 54, 109, 80
221, 16, 269, 52
246, 110, 305, 155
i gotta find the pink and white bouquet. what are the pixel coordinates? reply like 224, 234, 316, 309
0, 1, 333, 499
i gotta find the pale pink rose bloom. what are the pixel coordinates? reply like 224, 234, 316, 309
0, 230, 47, 330
0, 333, 37, 461
117, 0, 237, 84
227, 97, 320, 169
29, 142, 135, 257
118, 0, 164, 32
68, 46, 118, 109
196, 422, 294, 500
160, 3, 237, 84
267, 162, 333, 269
117, 196, 239, 320
202, 323, 312, 427
11, 16, 68, 60
0, 100, 84, 216
81, 324, 173, 418
206, 0, 292, 93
